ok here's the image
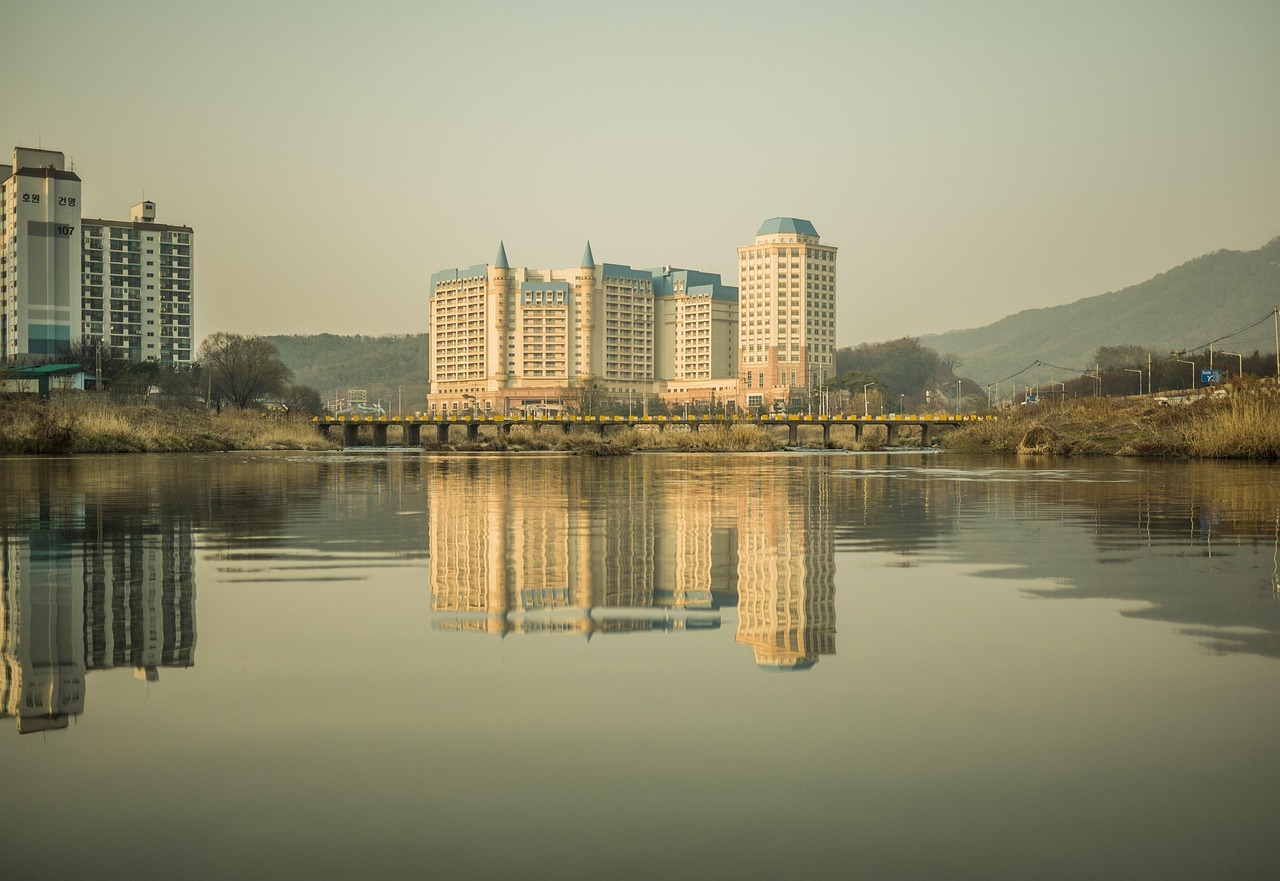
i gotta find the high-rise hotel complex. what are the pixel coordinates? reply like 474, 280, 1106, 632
1, 147, 194, 365
427, 217, 834, 413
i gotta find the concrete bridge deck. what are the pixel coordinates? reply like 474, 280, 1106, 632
312, 412, 996, 447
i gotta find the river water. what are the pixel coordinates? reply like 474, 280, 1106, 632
2, 452, 1278, 880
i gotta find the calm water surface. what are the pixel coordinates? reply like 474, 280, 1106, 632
2, 452, 1278, 880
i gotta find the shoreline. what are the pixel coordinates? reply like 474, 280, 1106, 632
3, 390, 1277, 459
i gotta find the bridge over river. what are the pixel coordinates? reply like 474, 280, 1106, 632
312, 412, 996, 448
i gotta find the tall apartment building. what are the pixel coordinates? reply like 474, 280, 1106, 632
1, 146, 194, 366
429, 242, 724, 415
0, 148, 83, 360
82, 201, 195, 365
737, 217, 838, 411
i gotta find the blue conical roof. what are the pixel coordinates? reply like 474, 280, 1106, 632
494, 241, 509, 269
581, 241, 595, 268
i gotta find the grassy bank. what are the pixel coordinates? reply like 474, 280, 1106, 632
943, 387, 1280, 458
0, 396, 339, 454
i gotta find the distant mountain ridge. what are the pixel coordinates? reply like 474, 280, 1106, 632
921, 237, 1280, 383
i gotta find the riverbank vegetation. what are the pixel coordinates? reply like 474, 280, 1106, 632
0, 396, 338, 454
942, 383, 1280, 459
7, 384, 1278, 458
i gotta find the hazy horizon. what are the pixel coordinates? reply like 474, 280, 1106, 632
4, 1, 1277, 347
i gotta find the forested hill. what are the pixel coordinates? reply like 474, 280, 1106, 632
266, 334, 429, 409
921, 237, 1280, 383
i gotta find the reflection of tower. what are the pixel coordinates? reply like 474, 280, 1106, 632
655, 462, 738, 611
1, 509, 197, 734
83, 524, 197, 680
0, 533, 86, 733
591, 460, 656, 611
428, 461, 518, 634
735, 462, 836, 670
430, 460, 588, 635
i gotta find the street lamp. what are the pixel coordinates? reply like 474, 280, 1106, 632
1049, 380, 1064, 401
1124, 368, 1143, 395
863, 381, 876, 417
954, 380, 961, 417
899, 393, 904, 415
1173, 353, 1195, 389
1221, 351, 1244, 380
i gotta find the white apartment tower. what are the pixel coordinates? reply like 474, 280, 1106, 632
0, 148, 83, 361
737, 218, 838, 411
82, 201, 195, 365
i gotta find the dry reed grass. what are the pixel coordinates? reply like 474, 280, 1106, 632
943, 386, 1280, 459
0, 396, 338, 454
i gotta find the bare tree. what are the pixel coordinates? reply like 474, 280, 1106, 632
282, 384, 323, 416
560, 378, 609, 416
199, 333, 294, 409
64, 337, 128, 390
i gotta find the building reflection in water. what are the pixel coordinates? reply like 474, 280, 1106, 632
1, 513, 196, 735
428, 457, 835, 669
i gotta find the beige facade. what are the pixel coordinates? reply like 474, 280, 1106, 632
429, 244, 698, 415
428, 220, 838, 416
653, 270, 738, 382
736, 218, 838, 412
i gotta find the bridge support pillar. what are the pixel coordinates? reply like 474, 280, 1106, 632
887, 424, 898, 445
372, 424, 388, 447
343, 424, 359, 447
405, 423, 421, 446
921, 424, 930, 447
822, 423, 831, 446
854, 423, 863, 442
595, 423, 606, 437
501, 422, 513, 436
561, 422, 571, 435
317, 423, 331, 439
437, 424, 450, 444
788, 424, 798, 446
466, 424, 479, 442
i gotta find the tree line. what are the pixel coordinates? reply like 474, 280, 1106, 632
26, 333, 325, 415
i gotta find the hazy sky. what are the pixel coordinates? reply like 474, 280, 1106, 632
4, 1, 1277, 347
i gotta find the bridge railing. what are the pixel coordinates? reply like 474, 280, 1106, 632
313, 413, 997, 425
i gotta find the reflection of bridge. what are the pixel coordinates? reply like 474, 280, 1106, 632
314, 412, 996, 447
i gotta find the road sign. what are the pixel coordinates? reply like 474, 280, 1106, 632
1201, 369, 1224, 384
